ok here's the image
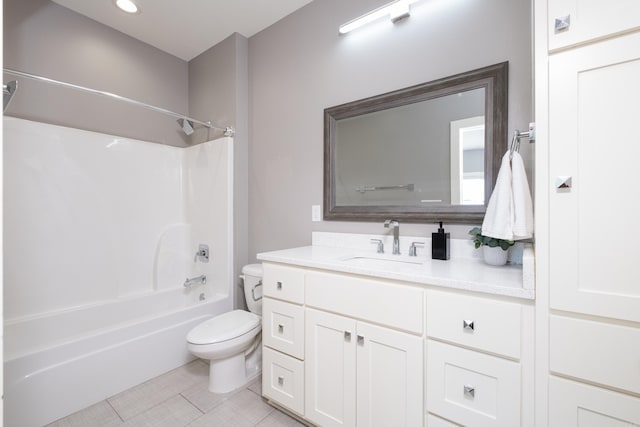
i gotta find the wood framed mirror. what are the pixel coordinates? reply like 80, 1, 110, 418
323, 62, 508, 223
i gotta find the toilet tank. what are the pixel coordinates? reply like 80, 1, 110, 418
242, 263, 263, 316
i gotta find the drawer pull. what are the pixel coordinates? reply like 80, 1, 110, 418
357, 335, 364, 345
278, 376, 284, 386
278, 324, 284, 333
344, 331, 351, 341
463, 319, 475, 331
554, 15, 570, 32
276, 281, 283, 290
464, 385, 475, 398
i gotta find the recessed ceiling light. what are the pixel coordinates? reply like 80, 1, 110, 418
115, 0, 140, 14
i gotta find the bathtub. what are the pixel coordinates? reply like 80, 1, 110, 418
3, 118, 235, 426
4, 289, 232, 427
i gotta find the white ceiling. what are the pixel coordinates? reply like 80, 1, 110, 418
51, 0, 314, 61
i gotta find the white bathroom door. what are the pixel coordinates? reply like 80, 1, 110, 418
548, 31, 640, 323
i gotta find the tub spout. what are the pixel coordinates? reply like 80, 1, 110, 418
184, 274, 206, 288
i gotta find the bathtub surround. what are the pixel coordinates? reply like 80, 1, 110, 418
3, 118, 234, 427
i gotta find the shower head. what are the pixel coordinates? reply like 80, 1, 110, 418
177, 118, 194, 135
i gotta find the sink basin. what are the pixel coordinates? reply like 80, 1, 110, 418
339, 254, 426, 268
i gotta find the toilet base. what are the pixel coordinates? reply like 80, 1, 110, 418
208, 353, 246, 394
207, 343, 262, 394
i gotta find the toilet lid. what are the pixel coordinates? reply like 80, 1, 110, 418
187, 310, 261, 345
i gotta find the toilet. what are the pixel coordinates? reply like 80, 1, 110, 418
187, 264, 263, 393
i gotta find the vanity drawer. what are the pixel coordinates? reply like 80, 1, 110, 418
427, 413, 461, 426
548, 375, 640, 426
262, 263, 305, 304
262, 347, 304, 417
550, 315, 640, 395
305, 270, 423, 335
426, 340, 521, 427
426, 290, 522, 360
263, 298, 304, 359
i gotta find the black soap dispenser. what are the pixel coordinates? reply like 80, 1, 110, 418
432, 222, 450, 260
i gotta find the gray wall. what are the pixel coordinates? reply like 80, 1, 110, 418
248, 0, 533, 258
3, 0, 190, 146
189, 34, 250, 309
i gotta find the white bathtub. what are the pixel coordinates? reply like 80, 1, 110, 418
3, 118, 235, 427
4, 289, 232, 427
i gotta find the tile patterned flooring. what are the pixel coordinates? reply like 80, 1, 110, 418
47, 359, 305, 427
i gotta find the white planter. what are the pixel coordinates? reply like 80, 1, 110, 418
483, 246, 509, 266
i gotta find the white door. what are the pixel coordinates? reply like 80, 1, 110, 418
356, 321, 423, 427
305, 308, 357, 427
548, 32, 640, 323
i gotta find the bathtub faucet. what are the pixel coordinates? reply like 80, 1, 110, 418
184, 274, 207, 288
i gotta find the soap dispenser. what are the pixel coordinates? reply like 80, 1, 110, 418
432, 222, 450, 260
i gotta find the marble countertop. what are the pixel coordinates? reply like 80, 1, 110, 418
257, 233, 535, 300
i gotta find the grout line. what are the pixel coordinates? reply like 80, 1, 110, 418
251, 410, 273, 427
179, 392, 207, 415
106, 399, 126, 423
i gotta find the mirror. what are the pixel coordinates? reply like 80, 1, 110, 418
324, 62, 508, 223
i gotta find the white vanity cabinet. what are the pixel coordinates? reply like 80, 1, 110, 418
304, 271, 424, 427
425, 290, 530, 427
259, 257, 532, 426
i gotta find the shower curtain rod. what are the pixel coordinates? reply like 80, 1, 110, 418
3, 68, 234, 137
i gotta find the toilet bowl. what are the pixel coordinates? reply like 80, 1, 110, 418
186, 264, 263, 393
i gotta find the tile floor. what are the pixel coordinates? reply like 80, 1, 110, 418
47, 359, 305, 427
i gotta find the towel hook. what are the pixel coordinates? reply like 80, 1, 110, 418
509, 123, 536, 160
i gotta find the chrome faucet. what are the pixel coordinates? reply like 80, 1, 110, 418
384, 219, 400, 255
184, 274, 207, 288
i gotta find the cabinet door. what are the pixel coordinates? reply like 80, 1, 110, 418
549, 376, 640, 426
548, 0, 640, 51
549, 32, 640, 323
356, 321, 423, 427
305, 308, 356, 427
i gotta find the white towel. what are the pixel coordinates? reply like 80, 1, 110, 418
482, 152, 514, 240
481, 151, 534, 241
510, 151, 534, 239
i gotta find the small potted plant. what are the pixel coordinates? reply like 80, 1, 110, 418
468, 227, 514, 266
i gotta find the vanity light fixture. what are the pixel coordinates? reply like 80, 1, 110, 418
115, 0, 140, 14
339, 0, 419, 34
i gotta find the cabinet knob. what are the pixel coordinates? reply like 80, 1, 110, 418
463, 320, 475, 331
344, 331, 351, 341
554, 15, 570, 32
278, 376, 284, 386
278, 324, 284, 333
276, 281, 283, 290
464, 384, 475, 398
555, 176, 572, 189
357, 335, 364, 345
